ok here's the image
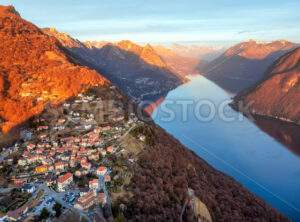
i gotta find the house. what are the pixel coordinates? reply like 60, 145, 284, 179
81, 162, 91, 170
79, 187, 89, 197
57, 173, 73, 192
84, 125, 92, 130
39, 134, 47, 140
99, 150, 106, 156
4, 158, 13, 165
55, 162, 65, 171
42, 159, 52, 165
35, 165, 48, 173
139, 135, 146, 142
18, 158, 27, 166
37, 126, 48, 131
14, 178, 27, 186
89, 179, 98, 191
104, 175, 111, 182
74, 191, 95, 210
96, 166, 107, 176
6, 204, 28, 221
74, 191, 106, 211
75, 168, 88, 177
22, 184, 35, 193
46, 175, 56, 186
58, 118, 66, 124
27, 144, 35, 150
106, 146, 113, 153
69, 159, 77, 168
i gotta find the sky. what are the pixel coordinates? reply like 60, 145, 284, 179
2, 0, 300, 46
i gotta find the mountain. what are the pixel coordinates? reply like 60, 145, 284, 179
169, 43, 226, 61
84, 40, 114, 49
197, 39, 299, 93
0, 5, 107, 133
42, 29, 185, 105
0, 5, 291, 222
153, 45, 201, 76
233, 46, 300, 125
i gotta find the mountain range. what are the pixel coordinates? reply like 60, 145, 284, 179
42, 28, 185, 105
0, 5, 292, 222
198, 39, 299, 93
168, 43, 226, 61
233, 46, 300, 124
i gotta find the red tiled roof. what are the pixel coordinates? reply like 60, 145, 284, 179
82, 162, 91, 167
89, 179, 98, 185
78, 191, 94, 202
7, 204, 28, 219
97, 166, 106, 171
55, 162, 64, 166
57, 173, 73, 183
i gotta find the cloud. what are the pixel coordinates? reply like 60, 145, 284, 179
238, 30, 253, 34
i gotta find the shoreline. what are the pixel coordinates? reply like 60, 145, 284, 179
229, 101, 300, 127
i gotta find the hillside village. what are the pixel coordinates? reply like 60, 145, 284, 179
0, 89, 148, 222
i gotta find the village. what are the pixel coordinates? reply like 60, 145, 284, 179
0, 90, 147, 222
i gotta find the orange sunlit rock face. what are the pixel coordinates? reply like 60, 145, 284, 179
0, 5, 108, 133
224, 39, 298, 60
234, 47, 300, 124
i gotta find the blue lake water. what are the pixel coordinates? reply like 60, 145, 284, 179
151, 75, 300, 221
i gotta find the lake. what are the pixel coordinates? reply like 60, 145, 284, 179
151, 75, 300, 221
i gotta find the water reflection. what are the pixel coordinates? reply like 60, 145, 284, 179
253, 115, 300, 157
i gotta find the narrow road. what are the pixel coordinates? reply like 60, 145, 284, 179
0, 146, 13, 163
180, 199, 188, 222
113, 123, 136, 147
98, 175, 112, 217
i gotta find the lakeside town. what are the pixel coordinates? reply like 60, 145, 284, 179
0, 89, 148, 222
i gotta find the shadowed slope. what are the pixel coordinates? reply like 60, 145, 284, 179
42, 29, 185, 105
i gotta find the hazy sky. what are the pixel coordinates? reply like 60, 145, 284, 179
2, 0, 300, 46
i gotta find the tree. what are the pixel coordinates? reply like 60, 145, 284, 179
116, 161, 122, 167
53, 201, 62, 217
77, 180, 85, 188
99, 153, 103, 162
124, 112, 129, 121
39, 207, 50, 220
